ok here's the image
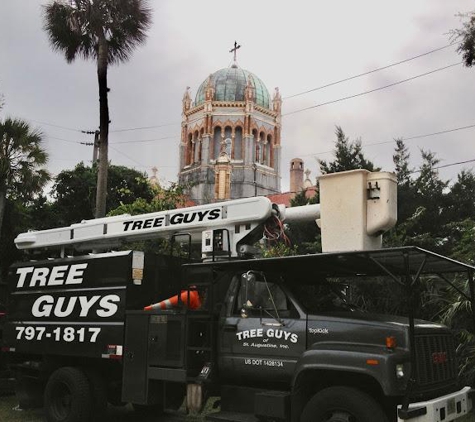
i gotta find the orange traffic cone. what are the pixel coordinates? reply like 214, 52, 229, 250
144, 290, 201, 311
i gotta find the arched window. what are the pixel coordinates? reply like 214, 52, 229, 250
198, 129, 204, 162
258, 132, 265, 163
224, 126, 233, 157
266, 134, 272, 167
224, 126, 232, 140
193, 131, 199, 163
252, 129, 258, 162
187, 133, 193, 165
225, 138, 232, 156
234, 126, 243, 160
213, 126, 222, 159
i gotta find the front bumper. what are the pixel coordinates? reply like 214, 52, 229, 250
397, 386, 473, 421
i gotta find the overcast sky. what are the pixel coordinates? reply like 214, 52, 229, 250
1, 0, 474, 191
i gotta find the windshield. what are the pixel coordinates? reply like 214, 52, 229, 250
284, 278, 356, 314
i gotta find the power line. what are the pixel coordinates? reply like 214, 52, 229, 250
301, 123, 475, 158
110, 122, 181, 133
46, 134, 177, 145
47, 136, 86, 145
30, 119, 180, 134
108, 146, 176, 169
365, 124, 475, 148
30, 120, 84, 133
28, 44, 460, 134
283, 62, 462, 117
410, 158, 475, 174
111, 135, 177, 144
283, 42, 457, 100
109, 145, 149, 168
43, 120, 475, 176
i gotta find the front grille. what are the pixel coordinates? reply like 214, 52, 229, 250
414, 333, 458, 389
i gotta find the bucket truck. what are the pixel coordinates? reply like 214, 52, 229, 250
2, 170, 473, 422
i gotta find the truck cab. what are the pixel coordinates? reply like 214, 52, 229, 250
171, 247, 473, 422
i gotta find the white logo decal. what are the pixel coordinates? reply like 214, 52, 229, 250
16, 263, 88, 288
236, 328, 298, 344
31, 294, 120, 318
308, 327, 329, 335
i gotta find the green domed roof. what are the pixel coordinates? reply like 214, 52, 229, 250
195, 66, 271, 109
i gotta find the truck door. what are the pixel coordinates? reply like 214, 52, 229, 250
218, 271, 306, 384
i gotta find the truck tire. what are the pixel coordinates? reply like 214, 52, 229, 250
44, 367, 92, 422
301, 386, 389, 422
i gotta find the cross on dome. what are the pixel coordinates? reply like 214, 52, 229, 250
229, 41, 241, 65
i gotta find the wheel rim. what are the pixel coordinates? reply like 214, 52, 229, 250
50, 381, 72, 420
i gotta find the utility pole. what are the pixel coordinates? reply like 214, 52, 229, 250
81, 129, 100, 165
92, 130, 100, 164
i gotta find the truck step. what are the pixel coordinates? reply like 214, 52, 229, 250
206, 411, 259, 422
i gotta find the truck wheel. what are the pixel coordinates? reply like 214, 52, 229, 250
301, 386, 389, 422
44, 367, 92, 422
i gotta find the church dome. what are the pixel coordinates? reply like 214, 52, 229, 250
195, 66, 271, 109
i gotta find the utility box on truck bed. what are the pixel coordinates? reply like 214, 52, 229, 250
122, 311, 187, 404
5, 251, 184, 359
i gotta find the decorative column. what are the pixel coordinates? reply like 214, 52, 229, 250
214, 153, 232, 200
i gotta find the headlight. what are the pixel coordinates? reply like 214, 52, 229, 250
396, 364, 405, 379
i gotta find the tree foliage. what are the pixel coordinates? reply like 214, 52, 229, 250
0, 118, 50, 239
391, 139, 417, 224
318, 126, 377, 174
288, 188, 320, 254
406, 150, 448, 250
107, 182, 190, 256
107, 182, 188, 216
50, 162, 155, 227
452, 11, 475, 67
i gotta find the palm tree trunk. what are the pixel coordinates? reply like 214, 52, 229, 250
95, 35, 109, 218
0, 188, 6, 241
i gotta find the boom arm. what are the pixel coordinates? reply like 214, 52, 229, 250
14, 170, 398, 256
15, 197, 317, 257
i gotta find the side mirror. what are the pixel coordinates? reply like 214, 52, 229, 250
241, 272, 256, 307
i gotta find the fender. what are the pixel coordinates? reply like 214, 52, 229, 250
292, 341, 409, 397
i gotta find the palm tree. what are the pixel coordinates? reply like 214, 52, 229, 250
43, 0, 152, 218
0, 118, 50, 239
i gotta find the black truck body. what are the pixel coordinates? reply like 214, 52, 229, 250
3, 246, 475, 422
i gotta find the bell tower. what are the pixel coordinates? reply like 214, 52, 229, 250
179, 49, 281, 204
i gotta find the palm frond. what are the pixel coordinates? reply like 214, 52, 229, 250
43, 0, 152, 64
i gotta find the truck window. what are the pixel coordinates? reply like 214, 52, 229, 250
287, 281, 353, 313
234, 273, 289, 315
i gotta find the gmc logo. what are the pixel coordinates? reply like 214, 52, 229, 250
432, 352, 447, 364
